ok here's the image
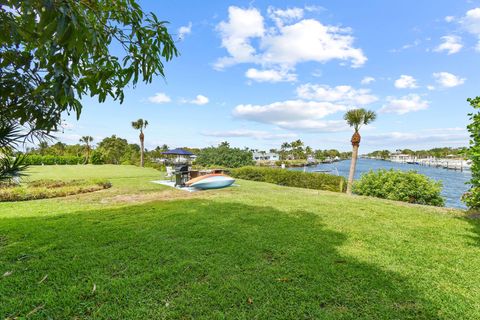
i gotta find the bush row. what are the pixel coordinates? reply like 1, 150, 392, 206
353, 169, 444, 207
231, 166, 346, 193
24, 155, 85, 165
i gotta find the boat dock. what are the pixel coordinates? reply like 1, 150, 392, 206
416, 158, 470, 171
388, 154, 470, 172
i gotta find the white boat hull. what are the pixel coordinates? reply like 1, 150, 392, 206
189, 175, 235, 189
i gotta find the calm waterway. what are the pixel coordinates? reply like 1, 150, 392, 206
291, 158, 471, 209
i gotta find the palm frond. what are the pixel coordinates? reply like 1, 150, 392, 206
0, 121, 22, 149
131, 119, 148, 130
344, 108, 377, 131
363, 110, 377, 125
0, 154, 29, 182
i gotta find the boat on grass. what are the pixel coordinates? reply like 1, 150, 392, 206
185, 174, 235, 190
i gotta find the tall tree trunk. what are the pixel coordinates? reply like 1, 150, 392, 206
346, 131, 361, 195
347, 144, 359, 195
85, 146, 90, 164
140, 132, 144, 167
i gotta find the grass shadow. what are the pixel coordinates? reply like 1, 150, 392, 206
0, 199, 437, 319
462, 212, 480, 247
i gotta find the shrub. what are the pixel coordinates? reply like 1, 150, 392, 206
231, 166, 346, 193
353, 169, 444, 207
0, 179, 112, 202
196, 143, 254, 168
464, 97, 480, 210
462, 187, 480, 210
274, 160, 308, 167
90, 151, 104, 165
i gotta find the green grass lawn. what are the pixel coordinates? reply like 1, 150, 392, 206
1, 165, 480, 319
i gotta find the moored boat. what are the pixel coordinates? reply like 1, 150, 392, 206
185, 174, 235, 189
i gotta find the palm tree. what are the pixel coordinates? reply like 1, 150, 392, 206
79, 136, 94, 164
280, 142, 291, 161
131, 119, 148, 167
160, 144, 169, 152
344, 108, 377, 195
305, 146, 313, 156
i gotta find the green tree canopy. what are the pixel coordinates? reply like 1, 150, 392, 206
97, 135, 130, 164
0, 0, 178, 143
196, 143, 254, 168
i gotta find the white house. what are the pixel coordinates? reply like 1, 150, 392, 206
390, 153, 415, 163
252, 152, 279, 162
307, 155, 316, 163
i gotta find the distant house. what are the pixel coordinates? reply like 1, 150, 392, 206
252, 152, 279, 162
390, 153, 414, 163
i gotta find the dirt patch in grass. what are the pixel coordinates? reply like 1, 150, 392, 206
466, 212, 480, 219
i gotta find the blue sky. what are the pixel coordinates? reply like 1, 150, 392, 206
59, 0, 480, 153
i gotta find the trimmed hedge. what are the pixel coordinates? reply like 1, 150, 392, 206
24, 155, 84, 165
231, 166, 346, 193
353, 169, 444, 207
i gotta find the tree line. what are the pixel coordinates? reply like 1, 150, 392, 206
263, 140, 351, 161
24, 135, 167, 166
367, 147, 468, 160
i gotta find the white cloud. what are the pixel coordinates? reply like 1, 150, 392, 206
460, 8, 480, 50
215, 6, 366, 73
364, 128, 468, 147
233, 100, 348, 132
56, 133, 82, 143
434, 35, 462, 55
304, 5, 324, 13
394, 75, 418, 89
232, 82, 378, 133
461, 8, 480, 35
361, 76, 375, 85
390, 39, 421, 53
60, 120, 76, 130
202, 129, 297, 140
296, 84, 378, 105
380, 94, 429, 115
272, 119, 348, 132
215, 7, 265, 69
311, 69, 322, 77
261, 19, 367, 68
445, 16, 455, 23
189, 95, 209, 105
178, 22, 192, 39
433, 72, 465, 87
427, 85, 435, 91
234, 100, 346, 122
245, 68, 297, 82
147, 92, 171, 104
267, 6, 304, 27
